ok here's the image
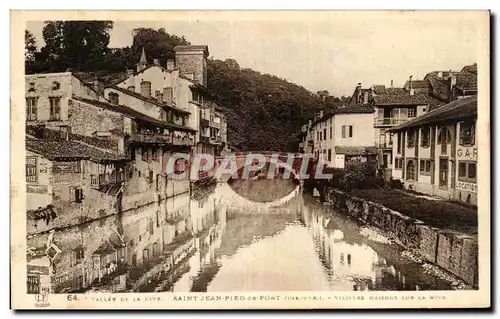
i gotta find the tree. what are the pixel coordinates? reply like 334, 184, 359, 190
39, 21, 114, 71
130, 28, 190, 68
25, 30, 37, 62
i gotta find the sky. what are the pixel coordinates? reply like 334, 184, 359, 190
26, 11, 481, 97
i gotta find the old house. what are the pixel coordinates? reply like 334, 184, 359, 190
25, 136, 128, 234
310, 104, 376, 168
389, 95, 477, 205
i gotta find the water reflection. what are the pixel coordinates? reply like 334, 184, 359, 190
27, 181, 452, 294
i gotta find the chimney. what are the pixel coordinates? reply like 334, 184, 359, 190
437, 71, 443, 78
319, 110, 324, 118
93, 79, 99, 92
174, 45, 209, 86
450, 74, 457, 91
153, 58, 160, 66
126, 69, 134, 77
166, 59, 175, 71
363, 91, 369, 104
390, 80, 394, 88
409, 75, 415, 95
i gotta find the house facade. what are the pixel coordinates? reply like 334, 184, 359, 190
310, 104, 376, 168
389, 96, 477, 205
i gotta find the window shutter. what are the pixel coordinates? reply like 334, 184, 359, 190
342, 126, 346, 138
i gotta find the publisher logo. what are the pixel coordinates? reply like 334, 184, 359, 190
34, 290, 50, 307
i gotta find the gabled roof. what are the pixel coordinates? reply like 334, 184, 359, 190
26, 138, 127, 162
107, 85, 190, 115
334, 104, 375, 115
73, 96, 196, 133
373, 93, 429, 106
404, 80, 431, 90
388, 95, 477, 131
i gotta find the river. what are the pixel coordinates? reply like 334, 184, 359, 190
26, 179, 452, 293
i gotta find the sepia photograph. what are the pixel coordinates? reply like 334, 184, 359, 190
10, 10, 490, 309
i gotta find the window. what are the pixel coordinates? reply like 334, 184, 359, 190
72, 248, 84, 266
72, 187, 84, 203
148, 170, 153, 184
127, 86, 135, 92
421, 127, 430, 147
156, 174, 160, 191
420, 159, 432, 175
459, 162, 467, 177
342, 125, 353, 138
397, 132, 402, 154
330, 127, 332, 139
140, 81, 152, 97
49, 97, 61, 121
328, 149, 332, 161
51, 81, 60, 91
143, 249, 150, 264
395, 157, 404, 170
27, 82, 36, 92
26, 156, 37, 182
164, 87, 173, 103
155, 90, 161, 100
152, 147, 158, 162
469, 163, 476, 179
142, 148, 148, 161
149, 218, 154, 235
438, 127, 451, 144
408, 107, 416, 118
406, 160, 416, 180
458, 161, 477, 183
108, 92, 119, 105
319, 132, 322, 141
323, 128, 327, 140
26, 97, 38, 121
347, 254, 352, 265
407, 129, 415, 148
459, 121, 475, 146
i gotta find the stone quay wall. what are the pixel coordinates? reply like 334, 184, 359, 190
325, 188, 478, 287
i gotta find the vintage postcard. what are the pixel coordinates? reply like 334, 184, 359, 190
11, 10, 490, 309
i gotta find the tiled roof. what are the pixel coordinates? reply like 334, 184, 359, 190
73, 96, 196, 133
404, 80, 431, 89
385, 88, 406, 95
310, 104, 374, 127
373, 93, 429, 106
26, 125, 118, 151
461, 63, 477, 75
333, 104, 375, 115
372, 85, 387, 95
107, 85, 190, 115
388, 95, 477, 131
335, 146, 378, 156
26, 138, 127, 162
455, 73, 477, 91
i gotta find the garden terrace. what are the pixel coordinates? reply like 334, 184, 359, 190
349, 189, 478, 234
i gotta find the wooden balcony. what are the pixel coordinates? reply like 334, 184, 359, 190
130, 132, 193, 146
373, 117, 409, 127
91, 172, 125, 189
375, 140, 393, 149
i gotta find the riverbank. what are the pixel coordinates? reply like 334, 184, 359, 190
323, 187, 478, 288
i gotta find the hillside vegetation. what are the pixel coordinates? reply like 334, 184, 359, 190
26, 23, 343, 151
